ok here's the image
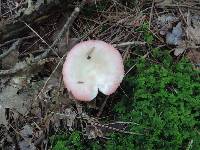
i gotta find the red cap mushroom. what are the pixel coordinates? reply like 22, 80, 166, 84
62, 40, 124, 101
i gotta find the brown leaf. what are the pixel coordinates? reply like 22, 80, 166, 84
186, 25, 200, 45
174, 47, 185, 56
86, 125, 103, 139
1, 47, 19, 69
187, 49, 200, 65
0, 106, 7, 125
0, 76, 31, 125
155, 0, 173, 7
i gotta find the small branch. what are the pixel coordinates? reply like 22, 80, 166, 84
0, 0, 1, 16
0, 0, 70, 42
0, 40, 22, 60
97, 96, 109, 117
149, 0, 155, 28
34, 54, 66, 102
124, 64, 136, 76
186, 139, 193, 150
0, 64, 25, 76
156, 3, 200, 11
0, 58, 54, 76
0, 35, 34, 48
34, 133, 45, 146
35, 0, 87, 61
113, 41, 146, 47
0, 0, 87, 77
22, 21, 60, 58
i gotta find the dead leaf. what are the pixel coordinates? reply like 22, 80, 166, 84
186, 13, 200, 45
19, 140, 36, 150
0, 105, 7, 125
187, 49, 200, 65
64, 108, 77, 131
173, 40, 187, 56
19, 125, 36, 150
20, 125, 33, 140
0, 77, 9, 91
86, 125, 103, 139
0, 76, 31, 125
155, 0, 173, 7
174, 47, 185, 56
157, 15, 178, 35
1, 46, 19, 70
158, 15, 178, 25
166, 22, 183, 45
186, 25, 200, 45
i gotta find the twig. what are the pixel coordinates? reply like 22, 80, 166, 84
122, 45, 131, 62
22, 21, 60, 58
0, 40, 22, 60
35, 0, 87, 61
0, 0, 1, 16
186, 139, 193, 150
34, 53, 66, 101
120, 52, 151, 99
120, 86, 129, 99
0, 35, 34, 48
92, 120, 142, 135
124, 64, 136, 76
149, 0, 154, 28
8, 123, 34, 149
104, 121, 139, 125
0, 58, 54, 76
19, 30, 55, 56
113, 41, 146, 47
156, 4, 200, 11
0, 0, 86, 76
0, 0, 67, 42
97, 96, 109, 117
178, 6, 187, 25
34, 132, 45, 146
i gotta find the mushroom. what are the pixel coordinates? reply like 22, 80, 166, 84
62, 40, 124, 101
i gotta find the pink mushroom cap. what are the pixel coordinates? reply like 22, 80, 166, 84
62, 40, 124, 101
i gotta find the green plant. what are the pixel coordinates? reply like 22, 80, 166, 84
53, 141, 69, 150
51, 131, 103, 150
136, 21, 154, 45
51, 51, 200, 150
113, 51, 200, 149
51, 131, 85, 150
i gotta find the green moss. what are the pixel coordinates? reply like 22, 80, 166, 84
136, 21, 154, 45
51, 131, 85, 150
113, 52, 200, 149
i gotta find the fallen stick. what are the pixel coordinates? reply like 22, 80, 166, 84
34, 0, 87, 61
0, 40, 22, 60
0, 0, 87, 77
113, 41, 146, 47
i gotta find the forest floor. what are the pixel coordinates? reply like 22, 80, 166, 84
0, 0, 200, 149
